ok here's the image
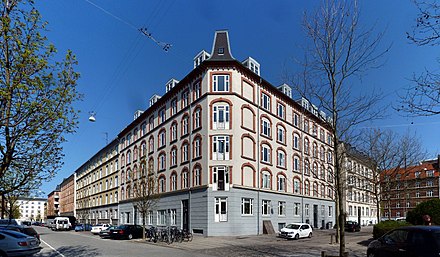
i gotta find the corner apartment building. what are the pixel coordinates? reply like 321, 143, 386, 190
115, 30, 335, 236
59, 174, 75, 217
381, 156, 440, 220
75, 139, 119, 225
17, 197, 46, 222
344, 145, 378, 226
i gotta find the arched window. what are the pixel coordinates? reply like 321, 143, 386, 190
261, 117, 271, 137
293, 178, 301, 194
182, 169, 189, 189
141, 141, 146, 157
313, 182, 318, 197
181, 142, 189, 162
312, 162, 318, 178
193, 107, 202, 129
261, 170, 271, 189
159, 176, 166, 193
170, 172, 177, 191
170, 122, 178, 142
277, 125, 286, 144
193, 165, 201, 186
261, 143, 271, 163
133, 146, 138, 161
193, 136, 202, 159
293, 133, 300, 150
277, 174, 286, 192
182, 115, 189, 136
304, 180, 310, 195
148, 137, 154, 153
304, 159, 310, 176
126, 151, 131, 165
158, 152, 166, 171
213, 103, 230, 130
304, 138, 310, 155
158, 129, 166, 148
170, 146, 177, 167
313, 142, 318, 158
277, 149, 286, 168
293, 155, 300, 172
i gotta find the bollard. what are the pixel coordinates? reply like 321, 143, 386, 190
321, 251, 326, 257
330, 234, 334, 244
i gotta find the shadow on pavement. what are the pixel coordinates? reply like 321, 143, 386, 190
37, 245, 101, 257
357, 238, 374, 247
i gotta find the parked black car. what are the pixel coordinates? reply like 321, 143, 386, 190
367, 226, 440, 257
0, 225, 40, 243
345, 221, 361, 232
109, 225, 144, 240
99, 225, 116, 239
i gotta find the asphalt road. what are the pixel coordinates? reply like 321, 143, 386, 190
33, 226, 214, 257
32, 226, 373, 257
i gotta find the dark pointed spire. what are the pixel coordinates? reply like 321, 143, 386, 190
209, 30, 234, 61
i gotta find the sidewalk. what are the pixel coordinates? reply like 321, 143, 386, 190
138, 226, 373, 257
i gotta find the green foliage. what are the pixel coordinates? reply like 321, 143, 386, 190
373, 220, 411, 239
0, 0, 81, 195
406, 199, 440, 225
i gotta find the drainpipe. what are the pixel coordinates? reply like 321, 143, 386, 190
256, 78, 262, 235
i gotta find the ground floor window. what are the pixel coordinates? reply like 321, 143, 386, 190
148, 211, 153, 225
215, 197, 228, 222
170, 209, 176, 226
278, 201, 286, 216
305, 204, 309, 216
262, 200, 271, 216
294, 203, 300, 216
241, 198, 253, 215
157, 210, 166, 225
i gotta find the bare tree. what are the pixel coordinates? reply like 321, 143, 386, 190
289, 1, 389, 255
133, 160, 159, 240
360, 129, 425, 222
400, 1, 440, 116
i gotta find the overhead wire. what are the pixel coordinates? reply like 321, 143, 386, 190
83, 0, 176, 118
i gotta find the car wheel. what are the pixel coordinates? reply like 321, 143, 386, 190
367, 251, 375, 257
308, 232, 312, 238
294, 233, 299, 240
128, 234, 133, 240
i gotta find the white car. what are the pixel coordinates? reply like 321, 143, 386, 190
279, 223, 313, 239
91, 224, 111, 235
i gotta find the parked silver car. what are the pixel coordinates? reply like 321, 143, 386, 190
0, 230, 41, 257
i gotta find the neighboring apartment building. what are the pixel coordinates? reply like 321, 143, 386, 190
59, 174, 75, 217
17, 197, 46, 222
116, 30, 336, 236
47, 187, 60, 216
381, 156, 440, 220
75, 139, 119, 225
344, 145, 378, 226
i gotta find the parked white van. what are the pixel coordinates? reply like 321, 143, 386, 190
53, 217, 70, 231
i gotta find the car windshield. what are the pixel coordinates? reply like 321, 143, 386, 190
285, 224, 301, 229
115, 225, 127, 229
95, 224, 103, 226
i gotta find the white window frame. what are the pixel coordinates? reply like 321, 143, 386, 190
213, 75, 230, 92
278, 201, 286, 216
278, 175, 286, 192
261, 93, 270, 111
262, 171, 271, 189
261, 144, 271, 163
241, 198, 253, 216
277, 103, 285, 119
261, 118, 271, 137
212, 136, 230, 160
212, 166, 230, 191
215, 197, 228, 222
277, 150, 286, 168
213, 104, 230, 130
262, 200, 271, 216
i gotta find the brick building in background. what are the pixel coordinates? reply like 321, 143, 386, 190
381, 156, 440, 220
59, 174, 76, 217
47, 186, 60, 216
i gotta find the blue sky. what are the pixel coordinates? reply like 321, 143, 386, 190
35, 0, 439, 196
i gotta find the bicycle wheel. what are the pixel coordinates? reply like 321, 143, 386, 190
188, 233, 193, 242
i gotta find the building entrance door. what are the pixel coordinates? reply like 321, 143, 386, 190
182, 200, 189, 231
313, 205, 318, 228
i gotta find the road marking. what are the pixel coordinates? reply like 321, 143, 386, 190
40, 239, 66, 257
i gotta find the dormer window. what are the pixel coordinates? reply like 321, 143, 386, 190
218, 48, 224, 54
242, 57, 261, 75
